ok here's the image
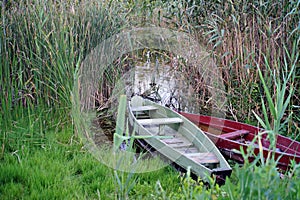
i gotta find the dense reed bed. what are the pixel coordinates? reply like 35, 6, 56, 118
0, 0, 125, 151
158, 0, 299, 132
1, 0, 298, 149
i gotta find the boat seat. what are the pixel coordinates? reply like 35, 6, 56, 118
138, 117, 183, 135
186, 152, 220, 165
131, 106, 158, 112
220, 129, 249, 140
134, 114, 150, 119
137, 118, 183, 126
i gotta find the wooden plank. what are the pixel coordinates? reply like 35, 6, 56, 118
161, 138, 184, 144
169, 143, 193, 148
134, 111, 148, 115
161, 135, 193, 148
135, 115, 150, 119
186, 152, 219, 164
167, 141, 193, 148
220, 129, 249, 140
177, 147, 199, 154
138, 118, 183, 126
134, 112, 150, 119
132, 105, 158, 112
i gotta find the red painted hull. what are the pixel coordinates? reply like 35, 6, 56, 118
180, 112, 300, 171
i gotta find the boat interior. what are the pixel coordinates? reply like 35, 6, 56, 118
130, 103, 220, 169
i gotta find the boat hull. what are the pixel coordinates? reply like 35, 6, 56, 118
128, 96, 232, 183
180, 112, 300, 171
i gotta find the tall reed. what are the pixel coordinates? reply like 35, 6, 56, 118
197, 1, 299, 125
0, 0, 124, 151
158, 1, 299, 134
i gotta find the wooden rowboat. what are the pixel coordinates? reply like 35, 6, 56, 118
179, 112, 300, 171
128, 96, 232, 183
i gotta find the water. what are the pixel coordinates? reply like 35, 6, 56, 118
124, 60, 202, 114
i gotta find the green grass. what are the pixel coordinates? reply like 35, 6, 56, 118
0, 128, 113, 199
0, 127, 197, 199
225, 159, 300, 200
1, 127, 300, 199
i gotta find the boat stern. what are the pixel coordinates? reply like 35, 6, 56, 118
211, 167, 232, 185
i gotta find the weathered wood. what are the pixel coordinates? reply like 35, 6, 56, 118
135, 114, 150, 119
176, 146, 199, 154
220, 129, 249, 140
161, 137, 192, 148
134, 111, 150, 119
168, 142, 193, 148
186, 152, 219, 164
137, 117, 183, 126
161, 138, 183, 144
132, 105, 158, 112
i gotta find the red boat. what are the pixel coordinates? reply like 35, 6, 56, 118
180, 112, 300, 171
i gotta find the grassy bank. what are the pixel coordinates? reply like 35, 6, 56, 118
1, 126, 300, 199
0, 127, 220, 199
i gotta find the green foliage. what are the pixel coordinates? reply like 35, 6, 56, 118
250, 51, 298, 154
0, 128, 115, 199
223, 162, 300, 200
0, 127, 194, 199
253, 55, 296, 134
2, 126, 300, 199
221, 135, 300, 200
